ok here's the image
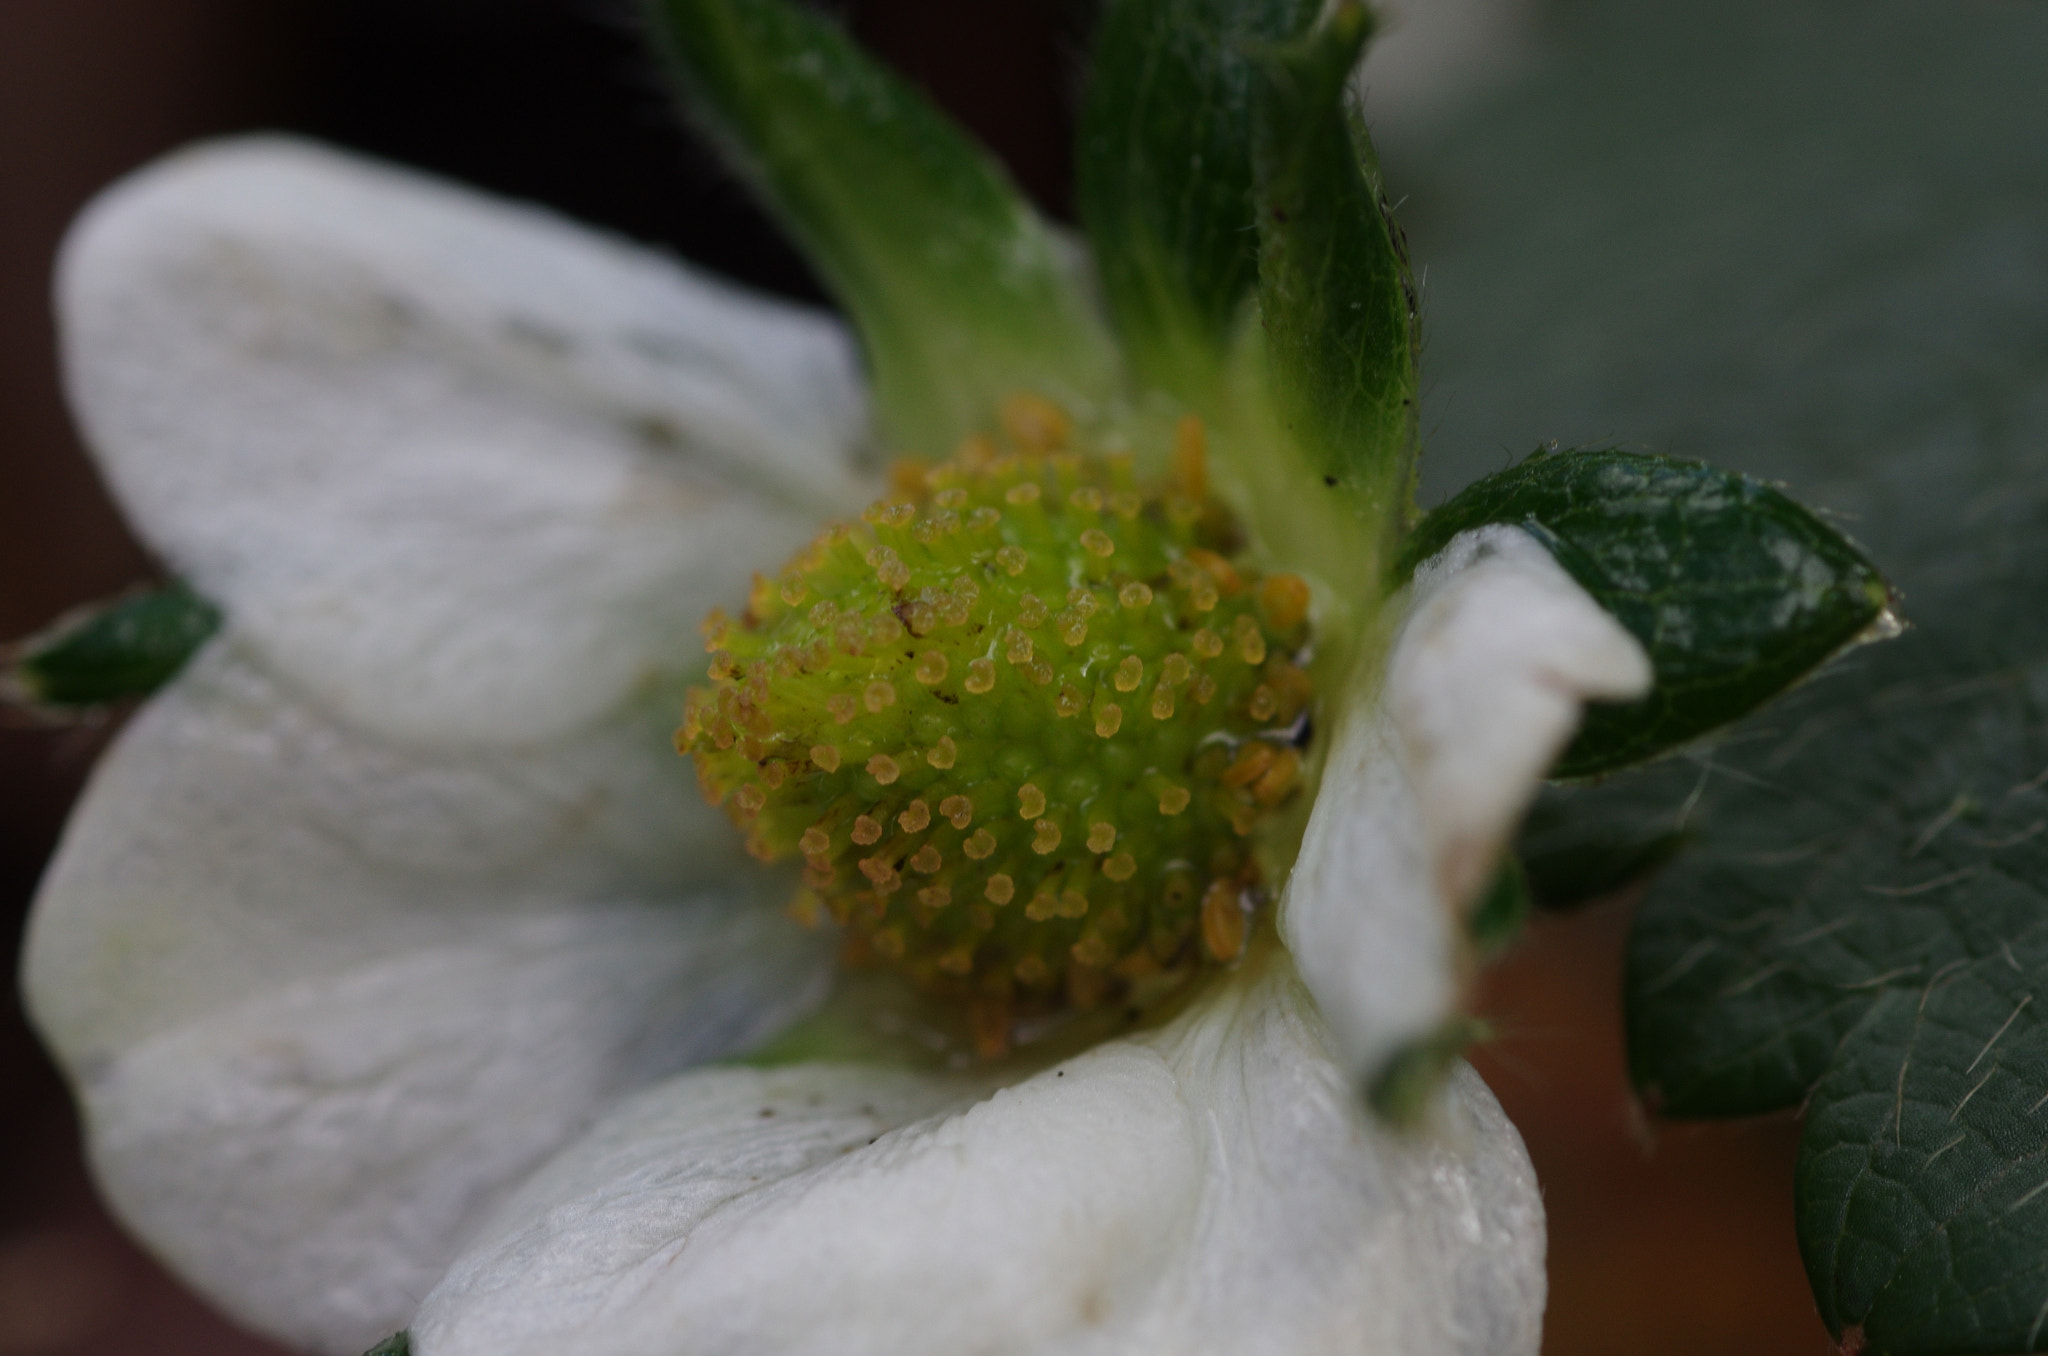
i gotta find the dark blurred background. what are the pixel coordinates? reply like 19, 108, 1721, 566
0, 2, 1826, 1353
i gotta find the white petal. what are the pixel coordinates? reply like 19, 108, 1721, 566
22, 646, 834, 1354
1283, 525, 1650, 1081
413, 950, 1544, 1356
58, 137, 872, 747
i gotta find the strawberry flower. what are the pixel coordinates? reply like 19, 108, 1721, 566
20, 5, 1665, 1354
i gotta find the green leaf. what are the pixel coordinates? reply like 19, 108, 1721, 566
1247, 3, 1418, 527
5, 584, 220, 707
643, 0, 1118, 454
361, 1334, 410, 1356
1397, 448, 1894, 779
1517, 785, 1685, 912
1607, 482, 2048, 1349
1399, 0, 2048, 1345
1076, 0, 1318, 397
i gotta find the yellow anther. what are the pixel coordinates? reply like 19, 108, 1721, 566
1115, 655, 1144, 692
926, 735, 958, 770
1069, 486, 1103, 512
1103, 852, 1137, 882
936, 943, 976, 976
810, 743, 841, 772
906, 600, 938, 635
779, 576, 808, 606
789, 889, 825, 928
1188, 549, 1243, 595
968, 506, 1002, 532
1059, 889, 1091, 919
860, 857, 902, 893
877, 557, 911, 591
1018, 784, 1048, 819
999, 392, 1072, 451
799, 826, 831, 858
910, 845, 944, 874
852, 815, 884, 846
1259, 573, 1312, 631
1192, 673, 1218, 705
1055, 683, 1088, 718
1201, 880, 1245, 962
1221, 742, 1276, 787
1080, 528, 1115, 558
1072, 934, 1116, 968
1067, 588, 1099, 617
940, 795, 974, 828
1055, 611, 1089, 647
1151, 685, 1176, 720
1026, 659, 1055, 685
867, 754, 901, 785
1018, 593, 1049, 627
986, 873, 1016, 904
1025, 886, 1060, 921
1005, 481, 1043, 507
1119, 581, 1154, 610
703, 609, 734, 652
899, 799, 932, 833
964, 828, 998, 859
965, 658, 997, 694
1032, 820, 1062, 854
1190, 580, 1220, 613
1172, 415, 1208, 501
1006, 630, 1034, 665
864, 680, 897, 713
996, 545, 1029, 576
915, 652, 949, 684
1253, 747, 1303, 806
919, 884, 952, 910
891, 457, 930, 496
1086, 822, 1117, 853
733, 785, 765, 814
1158, 784, 1192, 815
1249, 686, 1278, 721
1238, 628, 1267, 665
1163, 653, 1192, 685
934, 487, 968, 509
1192, 628, 1224, 658
1095, 704, 1123, 738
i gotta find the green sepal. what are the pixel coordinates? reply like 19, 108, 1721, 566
1076, 0, 1318, 398
1468, 855, 1532, 956
361, 1333, 410, 1356
1367, 1015, 1489, 1126
5, 583, 220, 708
1397, 448, 1895, 779
1247, 3, 1418, 529
642, 0, 1118, 455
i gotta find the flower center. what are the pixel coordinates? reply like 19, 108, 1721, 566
680, 399, 1314, 1050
